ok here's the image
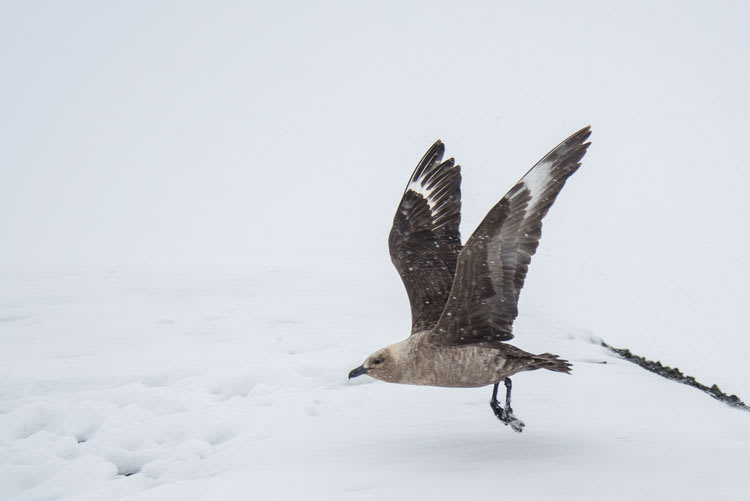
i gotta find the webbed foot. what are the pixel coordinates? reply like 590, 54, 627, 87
489, 378, 525, 432
490, 400, 525, 432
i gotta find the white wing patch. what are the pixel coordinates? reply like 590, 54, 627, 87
407, 177, 439, 212
519, 159, 554, 214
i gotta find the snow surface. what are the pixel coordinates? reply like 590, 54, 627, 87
1, 263, 749, 500
2, 1, 750, 500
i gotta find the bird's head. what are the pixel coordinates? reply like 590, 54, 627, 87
349, 345, 402, 383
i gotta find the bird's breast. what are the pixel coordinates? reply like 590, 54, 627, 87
399, 342, 507, 388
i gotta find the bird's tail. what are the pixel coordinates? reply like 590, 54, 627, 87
530, 353, 572, 374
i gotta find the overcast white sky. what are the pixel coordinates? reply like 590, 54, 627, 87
2, 1, 750, 388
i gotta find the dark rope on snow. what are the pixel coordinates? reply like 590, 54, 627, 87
599, 339, 750, 412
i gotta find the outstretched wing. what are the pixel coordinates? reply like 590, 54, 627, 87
431, 126, 591, 344
389, 140, 462, 334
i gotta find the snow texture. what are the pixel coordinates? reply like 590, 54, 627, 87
2, 2, 750, 500
1, 265, 749, 500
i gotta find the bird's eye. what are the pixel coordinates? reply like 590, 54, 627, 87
373, 358, 382, 365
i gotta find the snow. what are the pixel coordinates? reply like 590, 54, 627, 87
2, 1, 750, 500
1, 264, 749, 500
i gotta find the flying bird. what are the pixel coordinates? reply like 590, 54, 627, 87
349, 127, 591, 432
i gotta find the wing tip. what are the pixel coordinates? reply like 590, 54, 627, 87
571, 125, 592, 145
565, 124, 590, 140
549, 126, 592, 166
429, 139, 445, 155
406, 140, 447, 190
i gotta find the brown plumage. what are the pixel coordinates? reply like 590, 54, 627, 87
350, 127, 591, 431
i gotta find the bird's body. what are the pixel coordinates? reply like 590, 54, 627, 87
349, 126, 591, 431
369, 333, 570, 388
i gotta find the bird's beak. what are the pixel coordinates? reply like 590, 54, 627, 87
348, 365, 369, 379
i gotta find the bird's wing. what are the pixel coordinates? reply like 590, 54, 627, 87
389, 140, 463, 334
430, 126, 591, 344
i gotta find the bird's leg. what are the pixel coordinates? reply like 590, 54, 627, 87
504, 377, 513, 410
489, 382, 508, 422
489, 380, 525, 432
502, 378, 525, 432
